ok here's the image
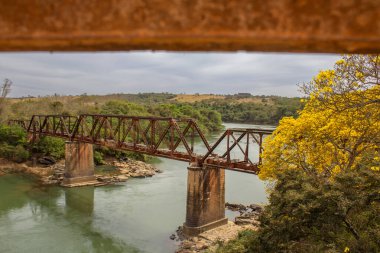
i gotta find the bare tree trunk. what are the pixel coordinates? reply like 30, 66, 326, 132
0, 78, 12, 119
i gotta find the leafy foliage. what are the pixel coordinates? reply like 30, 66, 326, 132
101, 100, 149, 116
218, 55, 380, 253
0, 144, 30, 163
194, 96, 302, 125
34, 136, 65, 159
93, 150, 105, 165
147, 103, 223, 132
215, 230, 258, 253
2, 92, 302, 130
0, 124, 27, 146
260, 55, 380, 180
218, 169, 380, 253
0, 124, 29, 162
95, 146, 148, 162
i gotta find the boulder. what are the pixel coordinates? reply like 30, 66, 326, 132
38, 156, 56, 165
249, 204, 263, 213
225, 202, 247, 212
117, 175, 129, 182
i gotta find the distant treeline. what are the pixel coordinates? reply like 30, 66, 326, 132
4, 93, 302, 129
3, 94, 223, 134
193, 96, 302, 125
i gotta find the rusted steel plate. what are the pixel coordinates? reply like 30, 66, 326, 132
0, 0, 379, 53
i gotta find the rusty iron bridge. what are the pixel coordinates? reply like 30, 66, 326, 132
9, 114, 273, 174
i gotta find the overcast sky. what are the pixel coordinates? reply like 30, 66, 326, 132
0, 52, 340, 98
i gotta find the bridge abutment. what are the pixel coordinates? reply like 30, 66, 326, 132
183, 164, 227, 236
62, 141, 97, 187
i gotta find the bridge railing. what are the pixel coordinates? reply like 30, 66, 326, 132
7, 119, 29, 130
27, 115, 79, 138
201, 128, 273, 174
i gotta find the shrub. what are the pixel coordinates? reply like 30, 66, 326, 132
217, 168, 380, 253
12, 145, 30, 162
0, 124, 27, 146
95, 146, 149, 162
94, 150, 105, 165
215, 230, 258, 253
34, 136, 65, 159
0, 144, 30, 163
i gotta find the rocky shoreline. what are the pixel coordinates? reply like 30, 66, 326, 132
174, 203, 263, 253
0, 157, 160, 186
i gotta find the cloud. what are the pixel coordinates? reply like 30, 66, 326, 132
0, 51, 340, 97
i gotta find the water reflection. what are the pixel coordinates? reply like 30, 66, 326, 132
65, 186, 94, 216
0, 123, 269, 253
0, 176, 139, 253
63, 186, 138, 253
0, 175, 32, 215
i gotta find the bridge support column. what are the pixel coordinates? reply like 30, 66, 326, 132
183, 165, 227, 236
62, 141, 97, 187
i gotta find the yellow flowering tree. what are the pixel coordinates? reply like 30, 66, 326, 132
260, 55, 380, 180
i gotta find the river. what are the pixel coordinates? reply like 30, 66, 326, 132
0, 123, 273, 253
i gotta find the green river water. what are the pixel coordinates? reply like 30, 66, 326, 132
0, 123, 271, 253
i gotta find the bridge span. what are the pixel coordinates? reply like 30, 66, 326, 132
9, 114, 273, 235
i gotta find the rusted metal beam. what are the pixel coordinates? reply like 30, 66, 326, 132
8, 114, 274, 173
0, 0, 379, 53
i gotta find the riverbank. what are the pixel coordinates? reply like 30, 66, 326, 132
175, 203, 263, 253
0, 157, 160, 186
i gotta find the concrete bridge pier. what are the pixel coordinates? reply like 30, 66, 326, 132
62, 141, 97, 187
183, 165, 227, 236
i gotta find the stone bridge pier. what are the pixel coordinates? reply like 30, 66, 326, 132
62, 141, 97, 187
183, 164, 227, 236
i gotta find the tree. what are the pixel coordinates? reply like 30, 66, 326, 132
245, 169, 380, 253
216, 55, 380, 253
260, 55, 380, 180
0, 79, 12, 117
49, 101, 64, 114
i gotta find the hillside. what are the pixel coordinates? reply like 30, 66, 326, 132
4, 93, 302, 127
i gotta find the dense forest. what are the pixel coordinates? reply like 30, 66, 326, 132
193, 95, 302, 125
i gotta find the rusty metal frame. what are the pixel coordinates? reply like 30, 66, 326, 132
9, 115, 273, 174
201, 128, 273, 174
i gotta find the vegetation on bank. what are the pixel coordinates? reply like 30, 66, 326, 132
0, 125, 29, 162
0, 95, 225, 163
217, 55, 380, 252
0, 124, 67, 163
3, 98, 223, 134
3, 92, 302, 128
217, 169, 380, 253
0, 123, 151, 165
193, 96, 302, 125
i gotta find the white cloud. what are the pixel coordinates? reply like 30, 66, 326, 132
0, 51, 340, 97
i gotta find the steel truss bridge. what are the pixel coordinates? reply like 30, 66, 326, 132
9, 115, 273, 174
